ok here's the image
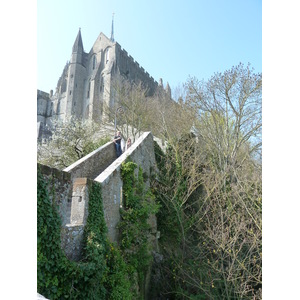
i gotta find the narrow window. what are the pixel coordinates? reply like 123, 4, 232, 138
50, 103, 53, 116
93, 56, 96, 69
87, 81, 90, 98
57, 100, 61, 114
100, 76, 104, 92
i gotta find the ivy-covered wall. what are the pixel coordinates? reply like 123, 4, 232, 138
38, 160, 160, 299
94, 132, 157, 243
38, 164, 90, 261
37, 164, 73, 226
38, 167, 110, 299
37, 131, 161, 299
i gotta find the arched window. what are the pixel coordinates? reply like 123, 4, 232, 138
93, 55, 96, 70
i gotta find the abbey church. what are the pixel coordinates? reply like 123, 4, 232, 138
37, 27, 171, 139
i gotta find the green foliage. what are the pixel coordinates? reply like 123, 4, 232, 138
37, 168, 78, 299
153, 142, 189, 247
37, 162, 159, 299
37, 170, 120, 299
119, 161, 160, 298
105, 243, 133, 300
153, 121, 261, 299
76, 180, 108, 299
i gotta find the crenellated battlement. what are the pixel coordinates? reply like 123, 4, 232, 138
116, 43, 158, 88
37, 90, 50, 99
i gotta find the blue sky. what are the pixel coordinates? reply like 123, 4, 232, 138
37, 0, 262, 96
3, 2, 300, 299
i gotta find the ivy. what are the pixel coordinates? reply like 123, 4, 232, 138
118, 161, 160, 298
37, 161, 159, 299
37, 168, 78, 299
37, 170, 108, 299
104, 242, 133, 300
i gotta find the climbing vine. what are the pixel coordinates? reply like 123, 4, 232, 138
37, 162, 159, 299
37, 168, 128, 299
118, 161, 160, 298
37, 168, 78, 299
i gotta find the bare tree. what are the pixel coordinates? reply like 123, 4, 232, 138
103, 75, 154, 142
153, 64, 262, 299
186, 63, 262, 171
37, 117, 110, 169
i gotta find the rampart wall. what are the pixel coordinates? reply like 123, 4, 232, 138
63, 141, 117, 180
94, 131, 156, 242
38, 164, 94, 261
38, 131, 158, 260
38, 164, 72, 226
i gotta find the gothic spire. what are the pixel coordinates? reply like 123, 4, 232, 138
110, 13, 115, 42
72, 28, 83, 53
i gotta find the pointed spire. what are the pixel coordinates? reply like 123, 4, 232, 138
72, 28, 83, 53
165, 82, 171, 97
110, 13, 115, 42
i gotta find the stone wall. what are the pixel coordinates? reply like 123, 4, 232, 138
38, 164, 72, 226
38, 131, 158, 258
59, 177, 92, 261
94, 131, 157, 242
63, 141, 117, 180
38, 165, 90, 261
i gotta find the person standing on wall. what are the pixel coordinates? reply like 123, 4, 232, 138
113, 131, 122, 157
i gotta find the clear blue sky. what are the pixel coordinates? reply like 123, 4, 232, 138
37, 0, 262, 96
3, 2, 300, 299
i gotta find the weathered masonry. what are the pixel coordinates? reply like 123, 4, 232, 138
38, 131, 158, 261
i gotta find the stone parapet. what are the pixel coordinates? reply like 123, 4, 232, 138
64, 141, 116, 180
94, 131, 157, 243
38, 131, 158, 257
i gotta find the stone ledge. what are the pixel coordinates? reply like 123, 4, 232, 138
94, 131, 152, 184
64, 141, 113, 172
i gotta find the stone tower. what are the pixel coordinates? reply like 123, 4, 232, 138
37, 28, 171, 139
65, 29, 86, 119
